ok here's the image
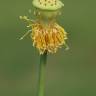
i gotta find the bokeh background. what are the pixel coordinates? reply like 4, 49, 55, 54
0, 0, 96, 96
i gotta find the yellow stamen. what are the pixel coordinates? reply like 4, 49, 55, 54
30, 22, 68, 54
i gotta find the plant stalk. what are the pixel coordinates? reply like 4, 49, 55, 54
37, 51, 47, 96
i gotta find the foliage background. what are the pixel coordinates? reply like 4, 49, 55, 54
0, 0, 96, 96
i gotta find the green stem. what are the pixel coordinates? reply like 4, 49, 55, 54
37, 51, 47, 96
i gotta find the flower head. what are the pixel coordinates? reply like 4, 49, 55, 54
20, 0, 68, 54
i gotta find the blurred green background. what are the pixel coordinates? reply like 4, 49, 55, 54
0, 0, 96, 96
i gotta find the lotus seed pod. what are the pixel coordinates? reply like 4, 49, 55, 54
32, 0, 64, 20
32, 0, 64, 11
